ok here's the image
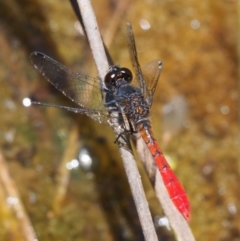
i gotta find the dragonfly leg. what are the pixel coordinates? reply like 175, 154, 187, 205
103, 99, 117, 107
114, 132, 127, 143
129, 119, 138, 134
114, 131, 132, 151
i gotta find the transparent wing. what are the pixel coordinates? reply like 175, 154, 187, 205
141, 60, 162, 107
30, 52, 109, 123
126, 24, 162, 106
126, 23, 147, 97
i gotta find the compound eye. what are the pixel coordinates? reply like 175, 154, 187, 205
120, 68, 133, 83
104, 70, 117, 86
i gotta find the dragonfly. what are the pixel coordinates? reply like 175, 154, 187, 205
30, 24, 190, 221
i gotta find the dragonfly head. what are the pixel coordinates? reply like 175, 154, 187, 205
104, 65, 133, 88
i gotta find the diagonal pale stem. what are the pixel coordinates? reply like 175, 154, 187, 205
77, 0, 159, 240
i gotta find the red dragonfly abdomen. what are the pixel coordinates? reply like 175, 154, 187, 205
137, 121, 190, 221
